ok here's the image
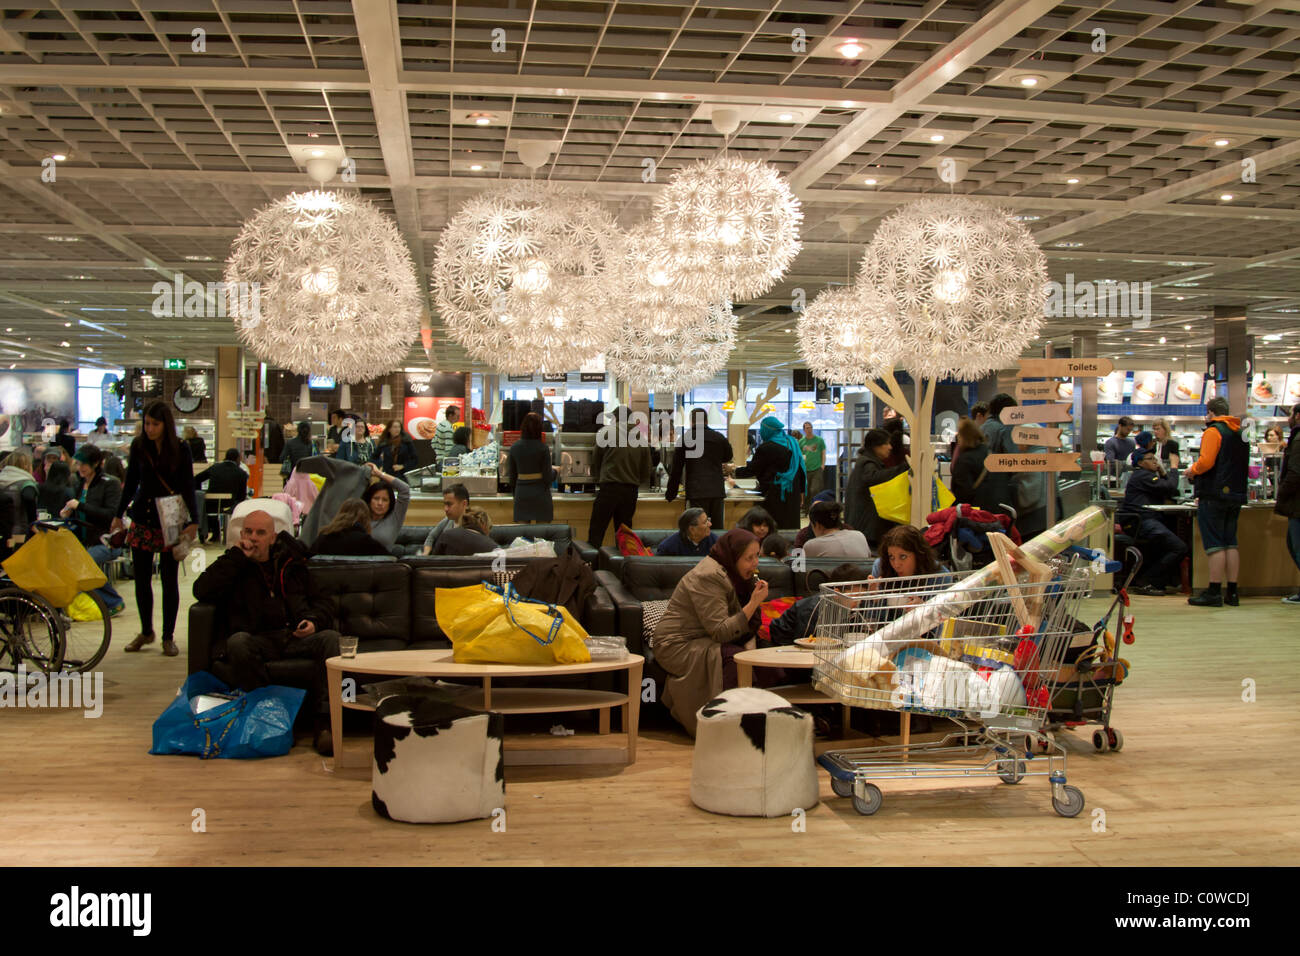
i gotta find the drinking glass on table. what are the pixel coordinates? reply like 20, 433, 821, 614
339, 636, 359, 659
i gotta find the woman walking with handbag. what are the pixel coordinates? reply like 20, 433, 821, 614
111, 401, 198, 656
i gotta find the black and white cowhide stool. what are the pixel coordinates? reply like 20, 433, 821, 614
371, 695, 505, 824
690, 687, 819, 817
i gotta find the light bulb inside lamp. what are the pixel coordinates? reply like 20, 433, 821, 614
514, 259, 551, 293
300, 265, 340, 296
931, 269, 968, 304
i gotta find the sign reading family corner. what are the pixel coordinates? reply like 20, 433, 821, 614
987, 453, 1082, 473
1017, 357, 1114, 378
999, 404, 1075, 424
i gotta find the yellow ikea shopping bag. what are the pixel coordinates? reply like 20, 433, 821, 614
935, 475, 956, 511
436, 583, 592, 666
868, 471, 912, 525
2, 527, 107, 609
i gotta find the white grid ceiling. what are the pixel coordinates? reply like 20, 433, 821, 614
0, 0, 1297, 377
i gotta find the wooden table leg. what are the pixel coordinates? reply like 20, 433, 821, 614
328, 660, 344, 771
482, 676, 491, 710
626, 659, 643, 763
737, 659, 753, 688
901, 711, 911, 757
598, 707, 610, 734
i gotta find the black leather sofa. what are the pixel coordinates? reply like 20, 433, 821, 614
391, 522, 597, 566
187, 556, 616, 685
597, 528, 677, 573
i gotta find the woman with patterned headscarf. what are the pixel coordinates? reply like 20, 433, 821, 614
732, 416, 806, 531
652, 529, 769, 736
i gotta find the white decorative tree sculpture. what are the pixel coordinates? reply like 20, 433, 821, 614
854, 196, 1048, 527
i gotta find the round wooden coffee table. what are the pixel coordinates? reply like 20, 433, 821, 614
326, 649, 643, 770
733, 646, 853, 730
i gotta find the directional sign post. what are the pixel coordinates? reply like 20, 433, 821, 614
987, 453, 1083, 473
1012, 426, 1063, 446
999, 404, 1075, 425
1017, 357, 1114, 378
1015, 381, 1059, 401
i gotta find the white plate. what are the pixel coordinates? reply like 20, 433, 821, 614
407, 416, 438, 440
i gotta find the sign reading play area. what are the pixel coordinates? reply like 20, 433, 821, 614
987, 453, 1082, 473
1017, 357, 1114, 377
999, 404, 1074, 424
1012, 426, 1062, 445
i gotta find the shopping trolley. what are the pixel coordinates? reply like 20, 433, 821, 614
811, 536, 1106, 818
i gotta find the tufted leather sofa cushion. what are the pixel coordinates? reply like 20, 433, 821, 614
616, 556, 795, 602
311, 562, 413, 650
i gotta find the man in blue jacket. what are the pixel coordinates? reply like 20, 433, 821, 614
1118, 447, 1187, 595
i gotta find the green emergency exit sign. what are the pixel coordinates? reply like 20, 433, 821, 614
164, 358, 186, 370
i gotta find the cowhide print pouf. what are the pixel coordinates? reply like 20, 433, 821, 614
372, 695, 505, 824
690, 687, 819, 818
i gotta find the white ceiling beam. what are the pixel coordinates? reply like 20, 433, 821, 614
352, 0, 426, 289
789, 0, 1061, 192
921, 93, 1300, 139
1034, 138, 1300, 243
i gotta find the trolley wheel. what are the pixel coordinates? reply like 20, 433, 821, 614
1091, 730, 1111, 753
830, 775, 854, 798
1022, 734, 1036, 754
851, 783, 883, 816
998, 758, 1024, 784
1039, 734, 1053, 753
1107, 727, 1124, 752
1052, 784, 1086, 818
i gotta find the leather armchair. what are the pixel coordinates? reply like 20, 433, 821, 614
392, 522, 597, 565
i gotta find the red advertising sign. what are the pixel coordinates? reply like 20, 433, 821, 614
404, 397, 464, 441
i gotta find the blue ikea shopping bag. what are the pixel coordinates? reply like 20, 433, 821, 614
150, 671, 305, 759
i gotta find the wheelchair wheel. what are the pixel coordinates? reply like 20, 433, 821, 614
0, 587, 64, 674
59, 590, 112, 673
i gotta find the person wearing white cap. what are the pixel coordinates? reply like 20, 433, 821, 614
192, 499, 339, 755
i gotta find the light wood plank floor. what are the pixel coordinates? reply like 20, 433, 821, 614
2, 543, 1297, 866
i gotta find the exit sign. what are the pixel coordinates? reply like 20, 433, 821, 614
164, 358, 186, 370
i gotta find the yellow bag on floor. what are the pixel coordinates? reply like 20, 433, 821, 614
67, 592, 104, 621
869, 471, 912, 525
436, 583, 592, 666
2, 527, 107, 609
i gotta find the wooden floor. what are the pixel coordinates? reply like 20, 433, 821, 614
2, 543, 1298, 866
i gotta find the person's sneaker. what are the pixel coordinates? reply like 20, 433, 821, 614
1224, 591, 1240, 607
1188, 590, 1223, 607
1134, 584, 1167, 596
123, 632, 156, 652
161, 639, 179, 657
1282, 593, 1300, 606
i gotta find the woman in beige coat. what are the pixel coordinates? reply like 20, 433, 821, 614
654, 529, 770, 736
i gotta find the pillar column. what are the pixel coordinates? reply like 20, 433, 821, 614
1213, 307, 1250, 414
1072, 330, 1098, 457
216, 345, 241, 453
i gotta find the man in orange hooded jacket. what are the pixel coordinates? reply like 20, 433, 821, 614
1186, 396, 1249, 606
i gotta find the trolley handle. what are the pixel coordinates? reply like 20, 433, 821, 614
1065, 545, 1122, 574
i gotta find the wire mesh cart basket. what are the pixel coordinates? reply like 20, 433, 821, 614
811, 534, 1104, 818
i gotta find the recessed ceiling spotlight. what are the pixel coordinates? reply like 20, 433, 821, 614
3, 328, 9, 332
1105, 322, 1113, 327
469, 112, 496, 126
863, 177, 878, 185
1219, 193, 1234, 202
51, 153, 67, 162
1159, 336, 1167, 344
1053, 241, 1084, 248
65, 274, 94, 280
85, 346, 93, 352
841, 100, 854, 107
63, 322, 71, 327
777, 112, 795, 122
184, 255, 214, 262
1263, 333, 1283, 341
306, 132, 319, 138
1012, 214, 1040, 222
784, 328, 793, 333
45, 235, 79, 242
469, 164, 483, 171
1175, 296, 1185, 301
929, 133, 945, 142
1066, 177, 1080, 184
310, 148, 325, 158
60, 341, 70, 347
555, 88, 566, 95
1213, 138, 1230, 147
1017, 74, 1044, 87
1124, 338, 1131, 342
837, 39, 864, 58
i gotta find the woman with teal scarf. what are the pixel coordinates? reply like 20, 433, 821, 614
733, 417, 806, 531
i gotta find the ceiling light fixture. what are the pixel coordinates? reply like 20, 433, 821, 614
51, 153, 67, 162
1066, 177, 1080, 184
1184, 324, 1192, 330
837, 39, 864, 58
777, 112, 795, 122
470, 112, 495, 126
1017, 74, 1044, 87
469, 164, 483, 171
45, 235, 79, 242
929, 133, 945, 143
1219, 193, 1234, 202
184, 255, 214, 262
863, 177, 878, 186
1213, 138, 1230, 147
310, 148, 325, 158
1054, 241, 1083, 248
